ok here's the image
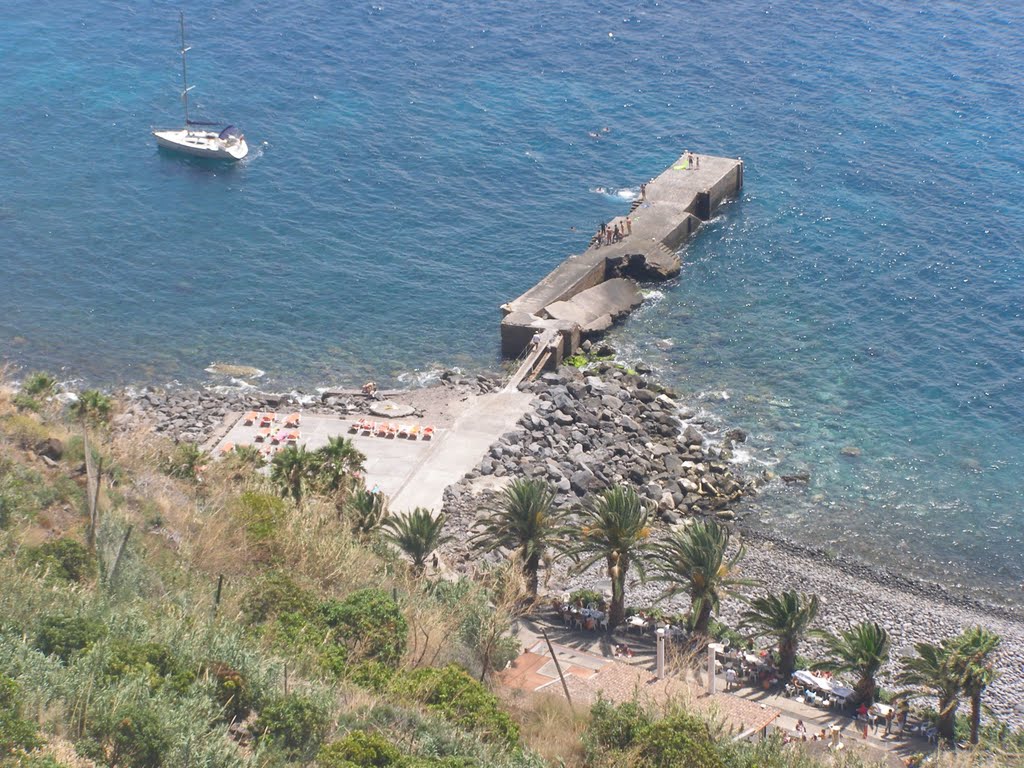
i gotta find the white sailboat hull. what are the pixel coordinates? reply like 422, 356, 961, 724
153, 129, 248, 160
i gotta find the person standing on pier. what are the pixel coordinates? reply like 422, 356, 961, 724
640, 182, 647, 201
625, 216, 632, 236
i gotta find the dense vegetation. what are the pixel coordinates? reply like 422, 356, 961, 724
0, 378, 1020, 767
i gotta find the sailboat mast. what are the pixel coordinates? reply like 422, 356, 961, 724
178, 11, 193, 128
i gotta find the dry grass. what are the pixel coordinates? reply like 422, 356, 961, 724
504, 690, 590, 767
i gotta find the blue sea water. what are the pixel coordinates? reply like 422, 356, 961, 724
1, 1, 1022, 598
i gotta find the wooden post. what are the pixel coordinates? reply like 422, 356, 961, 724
540, 628, 573, 712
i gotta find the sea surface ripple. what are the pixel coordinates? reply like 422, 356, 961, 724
1, 0, 1022, 599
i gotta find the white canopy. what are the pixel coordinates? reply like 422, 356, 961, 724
793, 670, 833, 691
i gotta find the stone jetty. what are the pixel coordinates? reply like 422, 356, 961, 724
500, 152, 743, 364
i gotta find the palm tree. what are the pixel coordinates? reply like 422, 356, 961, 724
813, 621, 890, 706
897, 640, 962, 746
270, 445, 315, 506
740, 590, 819, 680
383, 508, 451, 574
954, 626, 1001, 745
314, 436, 366, 495
470, 478, 563, 598
649, 519, 750, 639
70, 389, 113, 424
559, 485, 652, 630
344, 486, 389, 540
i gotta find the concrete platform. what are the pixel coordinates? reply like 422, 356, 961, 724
212, 389, 535, 516
500, 150, 743, 360
213, 413, 438, 502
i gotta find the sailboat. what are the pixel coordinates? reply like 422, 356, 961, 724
152, 12, 248, 161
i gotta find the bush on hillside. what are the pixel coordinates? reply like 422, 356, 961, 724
317, 730, 403, 767
635, 711, 724, 768
19, 538, 95, 583
241, 571, 316, 625
253, 693, 328, 762
160, 442, 205, 481
234, 491, 288, 545
35, 614, 107, 662
68, 390, 113, 424
206, 662, 255, 723
23, 372, 57, 398
77, 701, 171, 768
101, 640, 193, 694
317, 588, 407, 668
0, 675, 42, 756
584, 698, 650, 753
396, 665, 519, 747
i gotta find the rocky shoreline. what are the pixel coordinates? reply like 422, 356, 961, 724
108, 363, 1024, 728
431, 362, 1024, 728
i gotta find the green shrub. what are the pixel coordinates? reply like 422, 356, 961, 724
161, 443, 205, 481
317, 730, 402, 767
568, 589, 604, 609
706, 618, 744, 649
396, 665, 519, 746
19, 538, 95, 583
68, 390, 113, 424
341, 660, 397, 691
102, 641, 193, 694
12, 393, 42, 413
23, 372, 57, 398
585, 699, 650, 753
78, 701, 171, 768
635, 711, 724, 768
254, 694, 328, 762
1, 414, 51, 449
0, 675, 42, 756
206, 662, 254, 723
317, 588, 407, 668
241, 571, 316, 625
234, 491, 287, 543
35, 614, 107, 662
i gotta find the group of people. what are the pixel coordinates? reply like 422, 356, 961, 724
594, 217, 632, 247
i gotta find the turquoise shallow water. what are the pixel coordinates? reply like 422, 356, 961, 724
1, 1, 1022, 598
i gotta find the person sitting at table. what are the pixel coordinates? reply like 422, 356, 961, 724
614, 643, 634, 658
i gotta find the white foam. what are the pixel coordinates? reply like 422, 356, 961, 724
396, 367, 449, 387
289, 391, 317, 406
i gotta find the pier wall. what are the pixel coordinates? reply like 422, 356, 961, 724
500, 152, 743, 362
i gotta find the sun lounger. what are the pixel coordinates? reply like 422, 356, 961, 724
422, 425, 434, 440
259, 413, 276, 427
286, 431, 299, 444
407, 425, 420, 440
284, 413, 300, 428
348, 421, 360, 434
242, 411, 257, 426
270, 430, 284, 445
376, 423, 391, 438
220, 442, 235, 455
360, 421, 375, 437
254, 428, 272, 443
397, 424, 411, 438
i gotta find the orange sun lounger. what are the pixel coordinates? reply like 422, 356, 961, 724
254, 428, 272, 443
242, 411, 258, 426
284, 413, 300, 428
220, 442, 235, 455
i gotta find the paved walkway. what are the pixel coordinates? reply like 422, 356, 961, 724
515, 613, 932, 767
388, 390, 534, 513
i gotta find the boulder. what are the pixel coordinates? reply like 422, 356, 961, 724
36, 438, 64, 461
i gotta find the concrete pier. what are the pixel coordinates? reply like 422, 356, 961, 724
500, 151, 743, 362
